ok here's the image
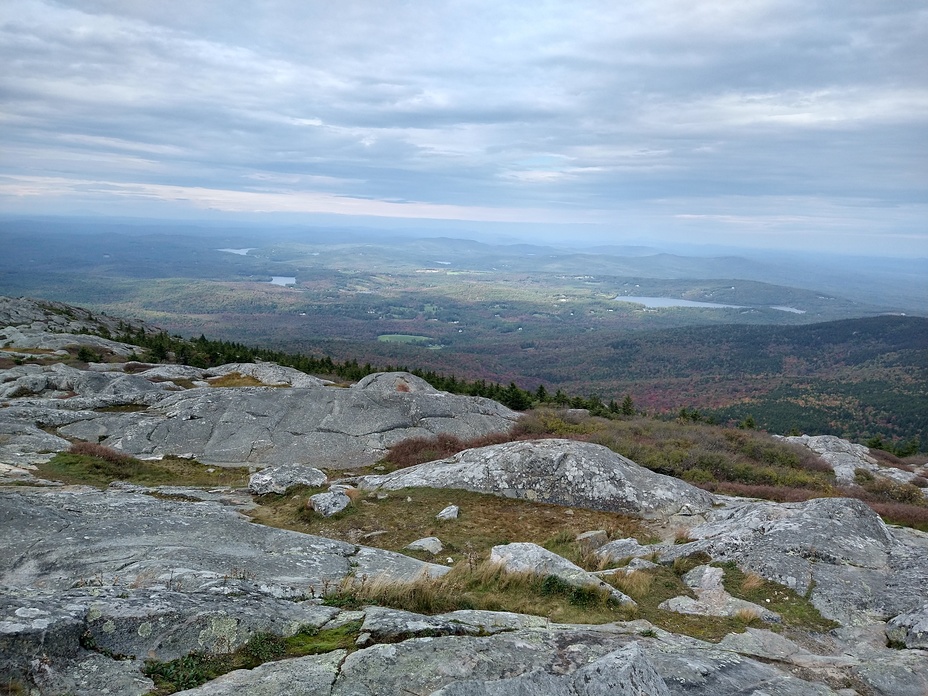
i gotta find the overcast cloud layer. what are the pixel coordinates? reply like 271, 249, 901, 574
1, 0, 926, 254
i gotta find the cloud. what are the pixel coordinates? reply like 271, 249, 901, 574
0, 0, 925, 253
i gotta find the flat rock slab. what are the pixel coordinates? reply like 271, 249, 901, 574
205, 362, 330, 388
330, 626, 841, 696
432, 643, 671, 696
359, 439, 715, 518
357, 606, 481, 646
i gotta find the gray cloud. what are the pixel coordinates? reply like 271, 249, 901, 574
0, 0, 925, 253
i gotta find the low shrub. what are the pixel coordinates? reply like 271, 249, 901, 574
382, 431, 534, 470
68, 441, 138, 466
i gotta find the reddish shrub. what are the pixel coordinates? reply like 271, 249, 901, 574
700, 482, 822, 503
868, 501, 928, 530
68, 441, 137, 465
383, 430, 541, 469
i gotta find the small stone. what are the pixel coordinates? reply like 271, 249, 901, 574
405, 537, 444, 554
309, 491, 351, 517
576, 530, 608, 551
436, 504, 459, 521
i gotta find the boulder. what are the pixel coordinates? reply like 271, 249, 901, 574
248, 464, 327, 495
575, 529, 608, 551
309, 491, 352, 517
780, 434, 921, 487
436, 504, 459, 520
489, 543, 635, 606
595, 537, 657, 563
358, 439, 714, 518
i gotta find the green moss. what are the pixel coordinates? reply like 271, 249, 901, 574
284, 621, 363, 655
143, 623, 362, 695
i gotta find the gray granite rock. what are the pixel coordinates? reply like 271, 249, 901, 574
656, 496, 928, 625
0, 486, 446, 603
357, 606, 481, 646
886, 603, 928, 649
358, 439, 714, 518
95, 372, 517, 469
205, 362, 330, 388
431, 643, 670, 696
436, 504, 459, 520
172, 650, 346, 695
575, 529, 608, 551
780, 433, 921, 488
310, 490, 352, 516
330, 626, 841, 696
595, 537, 659, 563
0, 363, 164, 400
489, 542, 635, 606
248, 464, 327, 495
30, 652, 155, 696
718, 627, 857, 669
406, 537, 444, 554
658, 565, 780, 623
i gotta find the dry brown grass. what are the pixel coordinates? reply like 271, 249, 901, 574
207, 373, 264, 387
734, 607, 761, 623
249, 487, 645, 569
325, 560, 629, 624
741, 572, 765, 593
610, 570, 653, 597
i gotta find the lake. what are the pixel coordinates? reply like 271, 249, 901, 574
615, 296, 743, 309
269, 276, 297, 286
615, 296, 806, 313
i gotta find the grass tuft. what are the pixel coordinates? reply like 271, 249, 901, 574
37, 446, 249, 489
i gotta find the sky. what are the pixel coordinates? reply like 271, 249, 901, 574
1, 0, 926, 255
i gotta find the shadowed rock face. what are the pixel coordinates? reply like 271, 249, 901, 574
358, 439, 715, 518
